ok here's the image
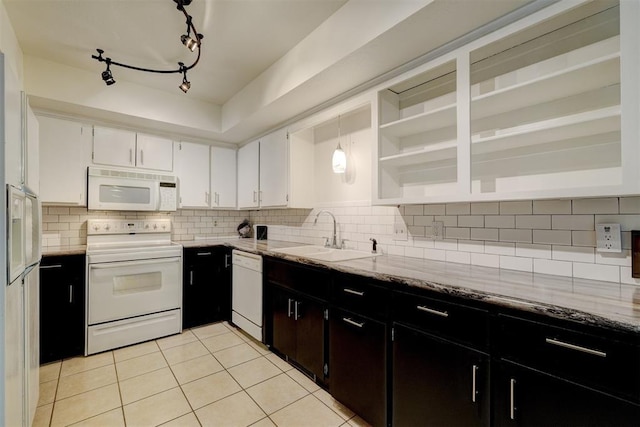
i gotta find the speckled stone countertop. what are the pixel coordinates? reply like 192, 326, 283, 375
46, 239, 640, 334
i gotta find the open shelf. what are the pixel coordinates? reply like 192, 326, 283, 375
380, 103, 456, 138
379, 139, 457, 167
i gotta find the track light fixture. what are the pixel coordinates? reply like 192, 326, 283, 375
91, 0, 203, 93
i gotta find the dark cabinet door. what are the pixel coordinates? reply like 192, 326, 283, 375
392, 323, 490, 427
270, 286, 297, 359
40, 254, 85, 364
294, 297, 325, 380
183, 247, 231, 329
330, 308, 387, 427
493, 360, 640, 427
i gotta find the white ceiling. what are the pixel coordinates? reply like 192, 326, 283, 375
4, 0, 538, 143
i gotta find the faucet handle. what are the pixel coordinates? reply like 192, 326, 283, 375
341, 239, 349, 249
323, 237, 330, 247
370, 238, 378, 254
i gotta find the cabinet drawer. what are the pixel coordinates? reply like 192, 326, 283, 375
332, 274, 389, 319
496, 314, 640, 404
265, 258, 330, 300
393, 291, 489, 351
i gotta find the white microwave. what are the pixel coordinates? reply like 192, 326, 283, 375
87, 166, 177, 211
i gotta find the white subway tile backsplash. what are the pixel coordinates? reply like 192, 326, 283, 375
533, 199, 571, 214
573, 262, 620, 283
552, 245, 594, 263
533, 230, 571, 245
500, 256, 533, 272
516, 215, 550, 229
485, 215, 515, 229
471, 202, 499, 215
43, 196, 640, 285
500, 201, 532, 215
573, 198, 618, 214
485, 242, 515, 256
515, 243, 551, 259
551, 215, 594, 231
533, 259, 572, 277
445, 227, 470, 240
446, 203, 470, 215
471, 228, 499, 241
499, 229, 532, 243
458, 216, 484, 228
471, 253, 500, 268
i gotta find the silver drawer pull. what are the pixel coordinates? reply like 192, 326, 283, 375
343, 288, 365, 296
545, 338, 607, 358
343, 317, 365, 328
197, 252, 212, 256
417, 305, 449, 317
40, 264, 63, 269
510, 378, 516, 420
471, 365, 478, 403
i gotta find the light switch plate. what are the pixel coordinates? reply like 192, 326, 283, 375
393, 212, 408, 241
431, 221, 444, 240
596, 223, 622, 253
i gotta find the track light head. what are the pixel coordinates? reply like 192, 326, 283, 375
179, 79, 191, 93
181, 34, 198, 51
101, 62, 116, 85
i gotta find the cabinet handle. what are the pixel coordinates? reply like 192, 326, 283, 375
294, 301, 300, 320
197, 252, 212, 256
69, 285, 73, 304
205, 192, 209, 204
259, 191, 262, 202
545, 338, 606, 358
140, 149, 144, 165
343, 288, 365, 297
189, 270, 194, 285
40, 264, 62, 269
287, 298, 293, 318
471, 365, 478, 403
129, 148, 133, 164
510, 378, 516, 420
224, 254, 230, 268
343, 317, 365, 328
416, 305, 449, 317
253, 191, 257, 203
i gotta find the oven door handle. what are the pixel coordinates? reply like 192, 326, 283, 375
89, 258, 181, 269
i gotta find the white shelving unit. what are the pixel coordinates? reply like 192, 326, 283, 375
374, 0, 636, 205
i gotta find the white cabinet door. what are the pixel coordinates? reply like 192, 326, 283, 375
39, 116, 91, 205
136, 133, 173, 171
259, 128, 288, 207
210, 146, 236, 209
25, 103, 39, 193
237, 139, 260, 209
4, 59, 23, 186
174, 141, 210, 208
92, 126, 136, 168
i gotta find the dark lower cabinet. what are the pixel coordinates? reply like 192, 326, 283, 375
493, 360, 640, 426
392, 323, 490, 427
182, 246, 231, 329
40, 254, 85, 364
269, 284, 326, 380
329, 308, 387, 427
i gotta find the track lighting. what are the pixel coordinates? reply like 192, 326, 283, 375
92, 0, 203, 93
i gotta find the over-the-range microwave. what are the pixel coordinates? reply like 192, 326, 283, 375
87, 166, 177, 211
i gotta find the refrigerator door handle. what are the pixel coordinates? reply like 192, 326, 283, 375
23, 186, 42, 268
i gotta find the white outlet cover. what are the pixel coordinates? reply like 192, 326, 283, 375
596, 223, 622, 253
393, 213, 408, 241
431, 221, 444, 240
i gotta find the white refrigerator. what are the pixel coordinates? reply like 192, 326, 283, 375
3, 51, 42, 427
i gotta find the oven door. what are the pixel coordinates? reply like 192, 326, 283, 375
88, 256, 181, 324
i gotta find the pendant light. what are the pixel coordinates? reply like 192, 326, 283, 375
332, 115, 346, 174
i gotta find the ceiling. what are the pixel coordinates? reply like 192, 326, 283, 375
4, 0, 540, 143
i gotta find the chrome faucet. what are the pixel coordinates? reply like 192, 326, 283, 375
314, 210, 340, 248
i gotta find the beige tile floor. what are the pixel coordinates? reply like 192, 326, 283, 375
34, 321, 371, 427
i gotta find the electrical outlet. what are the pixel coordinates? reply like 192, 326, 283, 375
393, 213, 408, 241
596, 223, 622, 253
431, 221, 444, 240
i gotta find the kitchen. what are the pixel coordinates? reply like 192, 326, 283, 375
2, 0, 640, 426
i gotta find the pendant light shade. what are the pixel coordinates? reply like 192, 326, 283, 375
332, 115, 346, 174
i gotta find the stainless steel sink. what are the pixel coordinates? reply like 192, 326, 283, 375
271, 245, 379, 262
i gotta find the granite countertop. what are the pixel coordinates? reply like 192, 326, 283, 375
44, 239, 640, 334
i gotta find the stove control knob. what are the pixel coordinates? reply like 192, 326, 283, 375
93, 224, 100, 231
153, 224, 158, 230
105, 224, 111, 231
145, 224, 150, 229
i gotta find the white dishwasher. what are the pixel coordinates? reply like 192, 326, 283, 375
231, 250, 264, 342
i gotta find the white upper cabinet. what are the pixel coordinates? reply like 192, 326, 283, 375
259, 128, 288, 207
25, 103, 39, 193
93, 127, 173, 171
374, 0, 637, 204
173, 141, 210, 208
237, 139, 260, 209
38, 115, 92, 205
4, 60, 23, 187
210, 146, 236, 209
135, 133, 173, 171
